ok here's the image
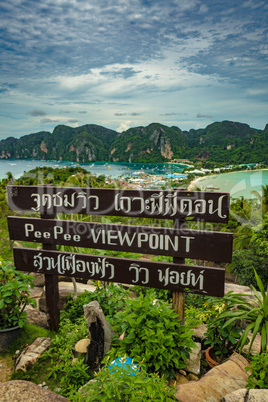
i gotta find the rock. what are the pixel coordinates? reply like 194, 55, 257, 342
0, 380, 68, 401
185, 342, 201, 375
25, 306, 49, 329
15, 338, 51, 372
242, 333, 261, 355
224, 283, 261, 302
29, 287, 43, 299
187, 373, 199, 381
30, 272, 45, 287
175, 373, 189, 385
39, 281, 96, 312
75, 339, 91, 353
175, 353, 250, 402
83, 301, 115, 371
221, 388, 268, 401
192, 324, 207, 340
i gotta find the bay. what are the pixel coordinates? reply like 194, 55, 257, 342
1, 159, 267, 199
0, 159, 187, 181
194, 170, 268, 199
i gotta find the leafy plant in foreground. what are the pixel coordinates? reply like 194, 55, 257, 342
209, 269, 268, 354
70, 363, 176, 401
45, 317, 91, 397
105, 291, 196, 380
204, 316, 242, 360
0, 259, 36, 329
245, 352, 268, 389
62, 283, 131, 322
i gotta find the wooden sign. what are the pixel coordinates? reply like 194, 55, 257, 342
13, 247, 225, 297
7, 185, 233, 330
8, 216, 233, 262
7, 186, 230, 223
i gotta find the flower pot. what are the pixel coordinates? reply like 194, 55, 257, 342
205, 346, 219, 369
0, 325, 23, 352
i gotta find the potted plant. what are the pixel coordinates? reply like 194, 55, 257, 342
0, 259, 36, 350
211, 268, 268, 355
204, 315, 242, 367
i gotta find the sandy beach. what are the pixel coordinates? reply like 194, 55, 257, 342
187, 168, 268, 192
187, 175, 209, 190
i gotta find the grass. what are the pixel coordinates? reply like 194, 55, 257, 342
0, 216, 13, 261
1, 324, 58, 389
0, 323, 54, 357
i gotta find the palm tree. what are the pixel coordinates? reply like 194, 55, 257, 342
5, 171, 14, 185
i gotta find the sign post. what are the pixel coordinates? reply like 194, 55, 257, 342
173, 218, 186, 323
7, 186, 232, 330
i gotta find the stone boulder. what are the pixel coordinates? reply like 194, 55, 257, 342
30, 272, 45, 287
39, 281, 96, 312
25, 306, 49, 329
0, 380, 67, 401
83, 301, 114, 371
175, 353, 250, 402
185, 342, 201, 375
15, 337, 51, 372
221, 388, 268, 401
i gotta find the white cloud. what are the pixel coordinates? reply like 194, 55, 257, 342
116, 121, 131, 132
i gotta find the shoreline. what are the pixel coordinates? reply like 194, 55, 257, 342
187, 168, 268, 192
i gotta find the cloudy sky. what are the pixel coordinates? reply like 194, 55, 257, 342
0, 0, 267, 140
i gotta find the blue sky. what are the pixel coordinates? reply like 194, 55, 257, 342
0, 0, 267, 139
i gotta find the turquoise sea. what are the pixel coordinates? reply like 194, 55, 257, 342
0, 159, 188, 180
195, 170, 268, 199
0, 159, 267, 199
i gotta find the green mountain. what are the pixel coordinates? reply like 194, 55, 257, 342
0, 121, 267, 164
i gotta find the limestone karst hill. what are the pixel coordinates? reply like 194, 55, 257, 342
0, 121, 267, 164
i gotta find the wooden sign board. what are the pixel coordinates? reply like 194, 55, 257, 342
8, 216, 233, 262
7, 186, 230, 223
13, 247, 225, 297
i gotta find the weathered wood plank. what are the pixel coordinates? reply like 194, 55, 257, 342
13, 247, 225, 297
7, 186, 230, 223
8, 216, 233, 262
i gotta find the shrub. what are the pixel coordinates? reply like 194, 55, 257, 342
45, 317, 92, 397
0, 259, 36, 329
185, 292, 225, 326
105, 291, 196, 380
62, 283, 131, 322
211, 269, 268, 354
246, 352, 268, 389
204, 316, 242, 360
71, 363, 176, 401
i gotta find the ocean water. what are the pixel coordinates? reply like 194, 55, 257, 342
195, 170, 268, 199
0, 159, 187, 180
1, 159, 267, 199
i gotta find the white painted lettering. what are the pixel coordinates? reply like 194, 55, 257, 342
25, 223, 34, 237
181, 236, 195, 252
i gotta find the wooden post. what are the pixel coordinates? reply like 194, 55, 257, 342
41, 212, 60, 332
173, 219, 185, 323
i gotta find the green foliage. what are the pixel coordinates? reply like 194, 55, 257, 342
204, 316, 242, 359
0, 259, 36, 329
246, 352, 268, 389
133, 285, 172, 303
231, 249, 268, 287
62, 283, 131, 322
184, 292, 226, 328
71, 364, 176, 401
105, 291, 196, 380
44, 316, 92, 397
1, 120, 267, 163
209, 269, 268, 354
6, 324, 53, 357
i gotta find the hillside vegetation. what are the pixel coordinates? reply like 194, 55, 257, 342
0, 121, 267, 164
